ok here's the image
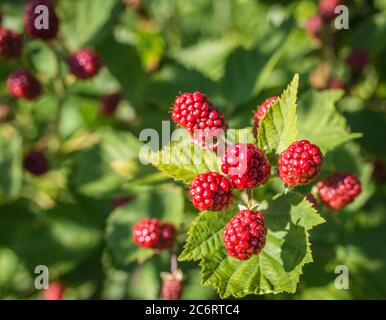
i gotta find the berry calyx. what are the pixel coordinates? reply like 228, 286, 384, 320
7, 70, 42, 100
319, 0, 343, 21
253, 96, 279, 138
171, 92, 227, 135
317, 172, 361, 210
278, 140, 323, 186
306, 15, 323, 38
221, 143, 271, 189
0, 27, 22, 59
67, 48, 103, 79
189, 172, 233, 212
100, 92, 122, 116
24, 0, 59, 40
223, 210, 267, 260
161, 270, 183, 300
23, 150, 49, 176
43, 282, 64, 300
132, 218, 176, 250
346, 48, 369, 73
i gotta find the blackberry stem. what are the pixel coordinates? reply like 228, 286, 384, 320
247, 189, 253, 209
170, 251, 178, 274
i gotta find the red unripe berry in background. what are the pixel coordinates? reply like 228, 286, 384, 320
100, 92, 122, 116
24, 0, 59, 40
23, 150, 49, 176
133, 218, 176, 250
346, 48, 369, 72
43, 282, 64, 300
221, 143, 271, 189
0, 28, 22, 59
189, 172, 233, 212
223, 210, 267, 261
7, 70, 42, 100
319, 0, 343, 21
306, 15, 323, 37
317, 172, 361, 210
278, 140, 323, 186
67, 48, 103, 79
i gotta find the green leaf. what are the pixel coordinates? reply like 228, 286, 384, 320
146, 139, 221, 184
0, 127, 23, 203
171, 38, 238, 81
106, 185, 184, 268
257, 74, 299, 154
297, 90, 362, 154
59, 0, 122, 50
180, 192, 324, 298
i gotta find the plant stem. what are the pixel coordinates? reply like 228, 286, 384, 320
170, 252, 178, 274
247, 188, 253, 209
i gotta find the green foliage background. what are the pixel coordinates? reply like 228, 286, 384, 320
0, 0, 385, 299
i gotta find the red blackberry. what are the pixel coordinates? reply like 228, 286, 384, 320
7, 70, 42, 100
319, 0, 343, 21
189, 172, 233, 212
23, 150, 49, 176
161, 270, 183, 300
43, 282, 64, 300
132, 218, 176, 250
278, 140, 323, 186
24, 0, 59, 40
306, 15, 323, 37
171, 92, 227, 135
100, 92, 122, 116
223, 210, 267, 260
346, 48, 369, 72
317, 172, 361, 210
221, 143, 271, 189
327, 78, 346, 90
67, 48, 102, 79
253, 96, 279, 138
0, 28, 22, 59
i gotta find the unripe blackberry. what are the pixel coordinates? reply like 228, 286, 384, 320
171, 92, 227, 135
0, 28, 22, 59
327, 78, 346, 90
346, 48, 369, 72
223, 210, 267, 260
7, 70, 42, 100
112, 196, 133, 209
221, 143, 271, 189
189, 172, 233, 212
43, 282, 64, 300
306, 15, 323, 37
67, 48, 102, 79
133, 218, 176, 250
23, 150, 49, 176
319, 0, 343, 21
24, 0, 59, 40
278, 140, 323, 186
252, 96, 279, 138
317, 172, 361, 210
161, 270, 183, 300
100, 92, 122, 116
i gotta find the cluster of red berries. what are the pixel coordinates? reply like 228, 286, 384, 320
1, 1, 105, 101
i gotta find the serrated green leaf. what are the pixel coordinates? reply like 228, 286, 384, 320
180, 192, 324, 298
297, 90, 362, 154
258, 74, 299, 154
146, 139, 221, 184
